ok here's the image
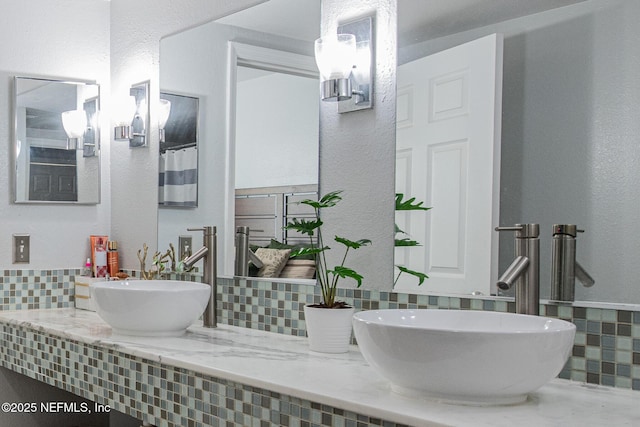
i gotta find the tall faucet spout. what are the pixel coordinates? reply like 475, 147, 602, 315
575, 261, 595, 288
497, 256, 529, 291
186, 226, 217, 328
183, 246, 208, 268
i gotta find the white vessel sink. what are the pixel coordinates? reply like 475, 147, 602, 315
352, 309, 576, 405
91, 280, 210, 337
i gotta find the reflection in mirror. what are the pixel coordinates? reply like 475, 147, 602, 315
395, 0, 640, 305
157, 0, 320, 278
14, 76, 100, 204
158, 92, 199, 208
233, 65, 319, 278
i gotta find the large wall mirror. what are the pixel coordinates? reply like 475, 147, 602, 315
157, 0, 638, 306
14, 76, 100, 204
158, 0, 320, 277
395, 0, 640, 305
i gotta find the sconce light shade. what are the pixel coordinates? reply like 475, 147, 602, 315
114, 95, 137, 126
62, 109, 87, 150
61, 109, 87, 139
158, 99, 171, 129
113, 95, 137, 140
314, 34, 356, 81
158, 99, 172, 144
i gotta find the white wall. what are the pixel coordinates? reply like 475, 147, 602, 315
0, 0, 110, 269
235, 71, 319, 189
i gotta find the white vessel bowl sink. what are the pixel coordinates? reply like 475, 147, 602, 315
352, 309, 576, 405
91, 280, 210, 337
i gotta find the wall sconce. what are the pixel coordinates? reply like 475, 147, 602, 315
314, 16, 374, 113
61, 109, 87, 150
158, 98, 171, 143
113, 81, 149, 148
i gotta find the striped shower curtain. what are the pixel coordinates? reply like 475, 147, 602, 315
158, 146, 198, 207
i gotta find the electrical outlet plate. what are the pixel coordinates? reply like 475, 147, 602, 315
13, 234, 30, 263
179, 236, 192, 260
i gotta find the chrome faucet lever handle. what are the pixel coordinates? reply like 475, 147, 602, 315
188, 226, 215, 236
495, 226, 523, 231
496, 224, 539, 238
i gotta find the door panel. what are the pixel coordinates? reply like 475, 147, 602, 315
395, 33, 503, 295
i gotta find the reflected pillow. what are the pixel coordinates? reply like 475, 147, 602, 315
279, 259, 316, 280
255, 248, 291, 278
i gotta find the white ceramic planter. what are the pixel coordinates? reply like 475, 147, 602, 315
303, 305, 355, 353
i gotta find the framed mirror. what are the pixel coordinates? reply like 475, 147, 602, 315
14, 76, 100, 204
394, 0, 640, 305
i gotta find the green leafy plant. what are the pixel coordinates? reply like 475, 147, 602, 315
394, 193, 431, 286
285, 190, 371, 308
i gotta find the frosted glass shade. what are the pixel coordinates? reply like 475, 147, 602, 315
114, 95, 137, 126
314, 34, 356, 81
158, 99, 172, 129
61, 110, 87, 139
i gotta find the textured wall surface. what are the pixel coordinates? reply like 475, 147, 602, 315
319, 0, 397, 290
0, 0, 110, 269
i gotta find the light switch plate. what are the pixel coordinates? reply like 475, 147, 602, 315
13, 234, 30, 263
179, 236, 192, 261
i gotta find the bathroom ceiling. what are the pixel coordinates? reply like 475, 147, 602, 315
220, 0, 586, 45
217, 0, 321, 42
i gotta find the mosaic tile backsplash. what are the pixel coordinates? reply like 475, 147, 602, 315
0, 269, 638, 392
0, 269, 75, 311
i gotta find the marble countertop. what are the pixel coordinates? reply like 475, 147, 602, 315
0, 308, 638, 426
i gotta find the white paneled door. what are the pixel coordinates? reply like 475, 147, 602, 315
395, 33, 503, 295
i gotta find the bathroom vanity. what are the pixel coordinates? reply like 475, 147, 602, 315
0, 308, 637, 427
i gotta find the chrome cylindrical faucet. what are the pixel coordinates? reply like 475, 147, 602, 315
550, 224, 594, 302
235, 226, 251, 277
234, 226, 263, 276
184, 226, 217, 328
495, 224, 540, 315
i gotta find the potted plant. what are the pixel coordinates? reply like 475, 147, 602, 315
285, 190, 371, 353
394, 193, 431, 286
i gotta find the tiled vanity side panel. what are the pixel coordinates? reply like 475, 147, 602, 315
218, 278, 640, 391
0, 270, 75, 311
0, 322, 410, 427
